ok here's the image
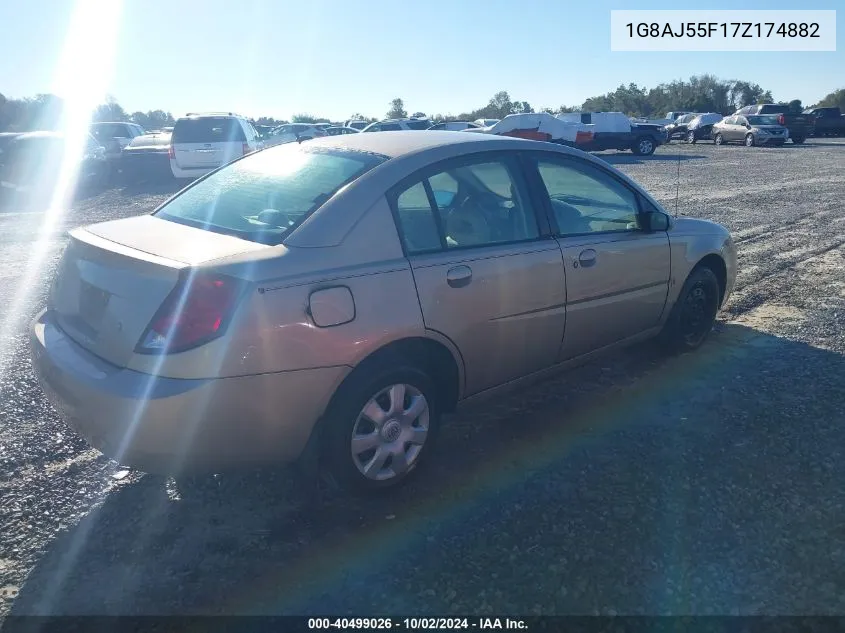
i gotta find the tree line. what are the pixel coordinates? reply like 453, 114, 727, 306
1, 76, 843, 133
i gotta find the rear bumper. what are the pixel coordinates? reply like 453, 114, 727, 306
30, 310, 349, 474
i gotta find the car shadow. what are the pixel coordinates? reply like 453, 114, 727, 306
8, 323, 845, 617
597, 153, 707, 165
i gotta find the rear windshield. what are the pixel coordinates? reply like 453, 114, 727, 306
172, 118, 246, 143
748, 115, 780, 126
154, 146, 387, 245
757, 105, 787, 114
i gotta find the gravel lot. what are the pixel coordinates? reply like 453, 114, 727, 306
1, 140, 844, 618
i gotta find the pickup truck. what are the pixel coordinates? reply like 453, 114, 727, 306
557, 112, 668, 155
804, 107, 845, 137
734, 104, 810, 144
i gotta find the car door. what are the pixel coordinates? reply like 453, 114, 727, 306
733, 116, 750, 141
527, 152, 670, 361
390, 152, 566, 396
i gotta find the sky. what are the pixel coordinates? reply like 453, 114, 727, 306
0, 0, 842, 122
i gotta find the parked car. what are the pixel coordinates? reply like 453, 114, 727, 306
804, 107, 845, 137
267, 123, 328, 146
119, 131, 173, 183
169, 112, 263, 179
664, 113, 700, 140
345, 120, 369, 130
0, 131, 107, 206
557, 111, 668, 155
734, 104, 809, 144
30, 131, 737, 492
90, 121, 146, 160
684, 113, 724, 143
713, 114, 788, 146
253, 124, 276, 140
324, 126, 361, 136
427, 121, 481, 131
362, 118, 433, 132
474, 118, 500, 127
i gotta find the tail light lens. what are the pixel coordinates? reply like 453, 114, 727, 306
167, 144, 174, 159
777, 114, 785, 125
242, 142, 250, 155
135, 272, 244, 354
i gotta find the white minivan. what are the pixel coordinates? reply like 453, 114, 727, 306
169, 113, 262, 179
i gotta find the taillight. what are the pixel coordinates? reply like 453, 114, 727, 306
778, 114, 785, 125
242, 142, 250, 155
135, 273, 244, 354
167, 145, 174, 159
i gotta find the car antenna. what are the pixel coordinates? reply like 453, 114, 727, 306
674, 145, 682, 217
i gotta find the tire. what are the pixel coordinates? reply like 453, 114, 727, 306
686, 131, 696, 144
792, 136, 805, 144
631, 136, 656, 156
714, 133, 724, 146
745, 133, 755, 147
323, 364, 440, 493
658, 266, 721, 354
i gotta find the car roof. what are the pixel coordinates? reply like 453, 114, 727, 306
305, 129, 519, 158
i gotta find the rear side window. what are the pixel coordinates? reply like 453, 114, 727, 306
406, 120, 430, 130
172, 118, 247, 143
154, 146, 386, 245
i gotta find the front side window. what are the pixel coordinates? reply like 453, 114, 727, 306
380, 123, 402, 131
154, 146, 386, 245
393, 156, 540, 253
534, 157, 640, 236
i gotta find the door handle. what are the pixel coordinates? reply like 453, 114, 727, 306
577, 249, 597, 268
446, 265, 472, 288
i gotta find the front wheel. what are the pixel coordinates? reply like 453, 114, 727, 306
631, 136, 656, 156
714, 133, 724, 145
658, 266, 721, 354
686, 131, 696, 144
792, 136, 805, 144
323, 365, 440, 493
745, 133, 755, 147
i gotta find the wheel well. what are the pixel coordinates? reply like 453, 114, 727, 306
346, 337, 461, 413
696, 254, 727, 305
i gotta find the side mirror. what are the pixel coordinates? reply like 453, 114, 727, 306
642, 210, 670, 232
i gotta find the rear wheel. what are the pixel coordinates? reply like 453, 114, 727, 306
323, 364, 440, 493
659, 266, 721, 354
631, 136, 656, 156
714, 133, 724, 145
745, 133, 755, 147
792, 136, 805, 144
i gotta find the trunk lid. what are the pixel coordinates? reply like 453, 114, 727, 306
50, 216, 269, 367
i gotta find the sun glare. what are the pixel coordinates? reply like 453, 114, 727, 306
0, 0, 122, 372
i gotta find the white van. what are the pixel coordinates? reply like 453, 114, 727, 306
169, 113, 262, 179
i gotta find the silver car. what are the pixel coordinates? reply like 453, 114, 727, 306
713, 114, 789, 147
30, 132, 737, 492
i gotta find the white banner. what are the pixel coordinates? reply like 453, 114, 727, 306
610, 10, 836, 52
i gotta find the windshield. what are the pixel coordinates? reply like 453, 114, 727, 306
747, 115, 780, 126
154, 146, 386, 245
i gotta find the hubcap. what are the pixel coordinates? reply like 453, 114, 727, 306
351, 383, 430, 482
681, 283, 715, 345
